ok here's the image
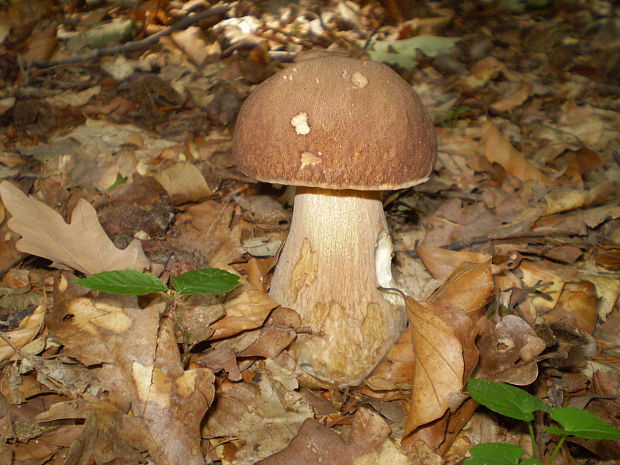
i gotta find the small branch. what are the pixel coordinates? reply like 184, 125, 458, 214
27, 3, 231, 69
402, 235, 491, 258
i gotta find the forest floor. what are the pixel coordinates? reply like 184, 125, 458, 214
0, 0, 618, 464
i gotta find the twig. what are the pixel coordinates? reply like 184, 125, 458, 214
402, 235, 491, 258
27, 3, 231, 69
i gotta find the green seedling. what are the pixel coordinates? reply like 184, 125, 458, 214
75, 268, 240, 296
465, 379, 620, 465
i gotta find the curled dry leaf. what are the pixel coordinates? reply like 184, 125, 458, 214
257, 408, 419, 465
481, 122, 546, 182
428, 261, 494, 319
543, 182, 616, 216
36, 399, 151, 465
367, 261, 491, 394
203, 360, 313, 464
417, 246, 490, 281
154, 161, 212, 205
0, 305, 45, 363
477, 315, 546, 385
0, 182, 150, 275
545, 281, 599, 334
404, 297, 464, 435
238, 306, 301, 359
208, 283, 279, 340
490, 83, 531, 112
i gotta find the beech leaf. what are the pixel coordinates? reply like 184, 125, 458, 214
405, 297, 464, 434
0, 181, 150, 275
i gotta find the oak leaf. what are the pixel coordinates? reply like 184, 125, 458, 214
0, 181, 149, 275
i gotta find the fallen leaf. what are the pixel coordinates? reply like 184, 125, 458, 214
545, 281, 599, 334
491, 83, 531, 112
257, 408, 417, 465
418, 246, 490, 281
405, 297, 464, 434
477, 315, 546, 385
428, 261, 494, 318
45, 86, 101, 108
48, 278, 213, 465
481, 121, 546, 182
0, 182, 150, 275
0, 305, 45, 363
171, 26, 213, 67
155, 162, 212, 204
519, 260, 564, 312
203, 360, 313, 464
543, 182, 616, 215
21, 26, 57, 61
208, 283, 279, 340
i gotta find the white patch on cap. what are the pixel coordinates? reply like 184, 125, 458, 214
291, 112, 310, 135
301, 152, 323, 168
300, 151, 322, 168
351, 72, 368, 88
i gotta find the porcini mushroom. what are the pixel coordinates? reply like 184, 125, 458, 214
233, 56, 436, 386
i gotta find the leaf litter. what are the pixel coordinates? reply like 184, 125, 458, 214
0, 0, 618, 464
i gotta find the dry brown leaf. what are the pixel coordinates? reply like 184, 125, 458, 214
45, 86, 101, 108
519, 260, 564, 312
477, 315, 545, 385
48, 279, 213, 465
238, 307, 301, 359
0, 304, 45, 363
208, 283, 279, 340
490, 83, 531, 112
140, 317, 215, 465
203, 360, 313, 464
543, 182, 616, 215
545, 281, 598, 334
155, 161, 212, 205
257, 408, 416, 465
463, 57, 504, 88
417, 246, 490, 281
197, 347, 242, 381
170, 26, 216, 67
256, 418, 353, 465
428, 261, 494, 318
36, 399, 151, 465
172, 200, 244, 269
405, 297, 464, 435
481, 122, 546, 182
21, 26, 57, 62
0, 182, 150, 275
365, 328, 415, 391
12, 424, 82, 463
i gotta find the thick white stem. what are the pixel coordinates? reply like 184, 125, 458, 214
270, 187, 406, 386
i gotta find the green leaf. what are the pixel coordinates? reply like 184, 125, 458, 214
520, 459, 545, 465
467, 379, 551, 422
464, 443, 524, 465
171, 268, 239, 296
360, 36, 460, 70
545, 426, 569, 436
75, 270, 167, 295
549, 408, 620, 439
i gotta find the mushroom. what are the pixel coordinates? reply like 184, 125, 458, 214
233, 56, 436, 386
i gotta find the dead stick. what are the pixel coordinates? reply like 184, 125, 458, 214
27, 3, 231, 69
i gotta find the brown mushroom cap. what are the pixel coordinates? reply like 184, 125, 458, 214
233, 55, 437, 190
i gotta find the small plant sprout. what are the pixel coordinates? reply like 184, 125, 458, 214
465, 379, 620, 465
74, 268, 240, 296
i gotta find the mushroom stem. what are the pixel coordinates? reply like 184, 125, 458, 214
270, 186, 407, 386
